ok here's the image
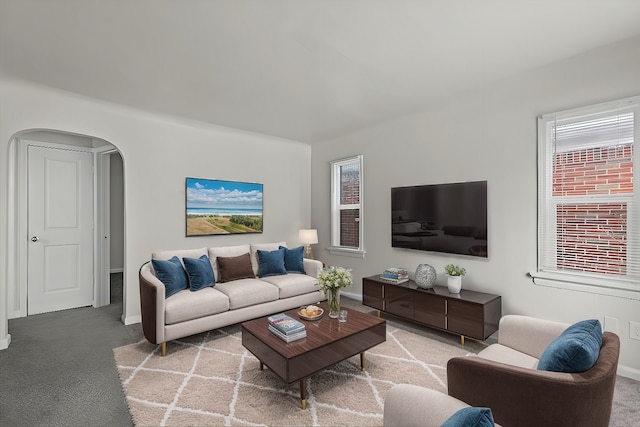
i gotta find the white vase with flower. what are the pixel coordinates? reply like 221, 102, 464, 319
318, 266, 352, 318
444, 264, 466, 294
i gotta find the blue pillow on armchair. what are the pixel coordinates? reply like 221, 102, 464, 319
537, 319, 602, 373
441, 407, 494, 427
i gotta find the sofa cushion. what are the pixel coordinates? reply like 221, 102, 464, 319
165, 287, 230, 324
441, 407, 494, 427
208, 245, 251, 280
183, 255, 215, 291
152, 256, 188, 298
280, 245, 306, 274
250, 242, 287, 275
257, 248, 287, 277
217, 253, 255, 282
537, 319, 602, 373
477, 344, 539, 370
215, 278, 279, 309
260, 274, 319, 299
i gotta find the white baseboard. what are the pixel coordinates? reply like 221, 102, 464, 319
617, 364, 640, 381
123, 314, 141, 326
0, 334, 12, 350
110, 268, 124, 273
341, 291, 362, 302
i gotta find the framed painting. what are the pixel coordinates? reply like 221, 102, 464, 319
186, 177, 263, 236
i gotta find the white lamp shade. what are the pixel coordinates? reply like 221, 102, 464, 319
299, 229, 318, 245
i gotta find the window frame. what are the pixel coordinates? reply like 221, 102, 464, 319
533, 96, 640, 296
328, 155, 365, 258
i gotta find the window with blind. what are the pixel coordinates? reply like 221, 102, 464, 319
329, 155, 365, 258
536, 96, 640, 292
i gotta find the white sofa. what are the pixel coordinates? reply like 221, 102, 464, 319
139, 242, 325, 356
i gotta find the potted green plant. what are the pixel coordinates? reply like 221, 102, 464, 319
444, 264, 465, 293
318, 267, 352, 318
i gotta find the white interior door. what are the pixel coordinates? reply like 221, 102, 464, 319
27, 145, 94, 315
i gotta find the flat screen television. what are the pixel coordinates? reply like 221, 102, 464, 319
391, 180, 487, 258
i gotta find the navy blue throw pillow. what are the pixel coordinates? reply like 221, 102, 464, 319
152, 256, 188, 298
441, 407, 494, 427
537, 319, 602, 373
279, 245, 306, 274
257, 248, 287, 277
183, 255, 215, 291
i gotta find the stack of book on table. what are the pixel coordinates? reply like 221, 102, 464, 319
267, 313, 307, 343
380, 268, 409, 284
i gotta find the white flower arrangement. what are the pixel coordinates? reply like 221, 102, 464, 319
318, 267, 352, 291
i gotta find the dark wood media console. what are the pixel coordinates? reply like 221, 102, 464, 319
362, 275, 501, 344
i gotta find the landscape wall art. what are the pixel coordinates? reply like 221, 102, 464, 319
186, 177, 263, 236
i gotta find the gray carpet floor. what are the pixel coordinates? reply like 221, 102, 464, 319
0, 273, 143, 427
0, 275, 638, 426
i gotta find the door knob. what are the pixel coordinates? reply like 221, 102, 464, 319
31, 236, 39, 242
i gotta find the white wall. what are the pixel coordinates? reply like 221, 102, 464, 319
311, 35, 640, 378
0, 78, 311, 344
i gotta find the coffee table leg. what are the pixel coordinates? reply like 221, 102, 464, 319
260, 361, 264, 370
299, 378, 307, 409
360, 352, 366, 371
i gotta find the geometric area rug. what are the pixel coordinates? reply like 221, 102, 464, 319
113, 323, 482, 426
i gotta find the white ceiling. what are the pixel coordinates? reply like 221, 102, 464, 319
2, 0, 640, 144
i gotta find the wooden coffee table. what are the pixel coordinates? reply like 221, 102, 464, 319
241, 303, 386, 409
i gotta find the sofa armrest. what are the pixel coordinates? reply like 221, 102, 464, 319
303, 258, 323, 278
497, 315, 569, 358
139, 262, 166, 344
384, 385, 470, 427
448, 333, 619, 427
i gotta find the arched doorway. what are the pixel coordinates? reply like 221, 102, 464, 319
6, 129, 126, 321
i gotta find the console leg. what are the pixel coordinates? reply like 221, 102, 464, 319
161, 342, 167, 356
360, 352, 366, 371
460, 335, 465, 346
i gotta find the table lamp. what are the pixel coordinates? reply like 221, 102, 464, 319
299, 229, 318, 259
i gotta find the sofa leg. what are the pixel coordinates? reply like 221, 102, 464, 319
161, 342, 167, 356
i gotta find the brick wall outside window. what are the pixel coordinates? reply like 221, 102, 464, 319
340, 164, 360, 204
553, 145, 632, 196
553, 144, 633, 274
340, 165, 360, 247
340, 209, 359, 247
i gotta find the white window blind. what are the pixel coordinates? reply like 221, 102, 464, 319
536, 96, 640, 292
